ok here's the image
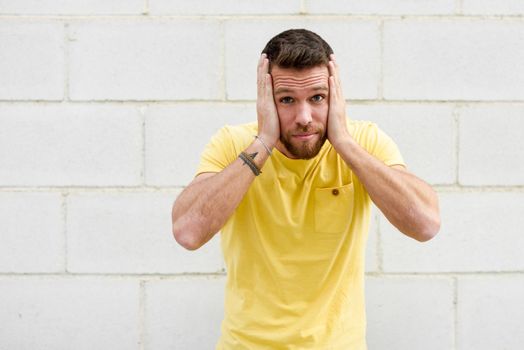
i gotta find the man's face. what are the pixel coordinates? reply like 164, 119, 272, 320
271, 65, 330, 159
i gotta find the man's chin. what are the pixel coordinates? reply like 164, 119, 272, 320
281, 134, 326, 160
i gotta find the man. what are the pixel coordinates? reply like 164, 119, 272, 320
172, 29, 440, 349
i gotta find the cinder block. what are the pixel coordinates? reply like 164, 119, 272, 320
69, 20, 222, 100
0, 21, 63, 100
383, 20, 524, 101
459, 105, 524, 186
67, 192, 224, 274
0, 192, 64, 273
225, 19, 380, 100
145, 103, 255, 186
457, 276, 524, 350
0, 0, 143, 14
348, 103, 456, 185
381, 192, 524, 272
306, 0, 455, 15
149, 0, 300, 15
365, 205, 379, 273
463, 0, 524, 15
144, 278, 226, 349
0, 104, 142, 186
366, 276, 454, 350
0, 278, 140, 350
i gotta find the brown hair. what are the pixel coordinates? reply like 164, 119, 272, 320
261, 29, 334, 71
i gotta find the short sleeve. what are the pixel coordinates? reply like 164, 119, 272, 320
195, 126, 238, 176
364, 123, 406, 167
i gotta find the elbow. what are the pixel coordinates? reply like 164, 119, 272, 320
172, 221, 204, 251
413, 214, 441, 242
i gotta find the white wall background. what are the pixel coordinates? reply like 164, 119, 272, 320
1, 1, 523, 349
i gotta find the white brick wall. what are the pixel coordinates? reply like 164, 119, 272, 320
457, 276, 524, 350
0, 21, 64, 100
69, 20, 222, 101
0, 278, 140, 350
1, 2, 523, 349
0, 104, 142, 186
459, 104, 524, 186
366, 276, 455, 350
383, 20, 524, 101
462, 0, 524, 15
305, 0, 456, 15
0, 192, 64, 273
144, 278, 226, 349
66, 192, 224, 274
149, 0, 301, 15
0, 1, 144, 15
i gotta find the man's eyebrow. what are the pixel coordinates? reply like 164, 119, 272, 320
274, 85, 329, 95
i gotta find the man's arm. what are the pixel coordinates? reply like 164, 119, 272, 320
327, 55, 440, 242
172, 143, 267, 250
172, 54, 279, 250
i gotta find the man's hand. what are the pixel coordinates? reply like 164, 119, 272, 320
327, 54, 351, 150
256, 53, 280, 149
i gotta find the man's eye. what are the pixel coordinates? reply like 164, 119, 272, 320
280, 97, 294, 104
311, 95, 324, 103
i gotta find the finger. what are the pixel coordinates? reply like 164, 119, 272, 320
257, 54, 267, 83
329, 54, 342, 83
329, 76, 338, 102
263, 73, 273, 101
258, 53, 266, 72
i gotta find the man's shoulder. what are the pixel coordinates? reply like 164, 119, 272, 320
347, 119, 378, 135
220, 122, 258, 137
215, 122, 257, 144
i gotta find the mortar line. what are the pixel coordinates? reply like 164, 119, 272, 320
141, 106, 146, 186
375, 208, 383, 273
2, 99, 524, 104
63, 22, 70, 102
378, 20, 385, 100
139, 280, 146, 350
0, 14, 523, 20
143, 0, 149, 16
2, 185, 524, 192
1, 271, 523, 278
300, 0, 307, 15
220, 20, 227, 101
452, 276, 459, 350
454, 105, 461, 185
61, 191, 69, 273
456, 0, 464, 15
5, 99, 524, 104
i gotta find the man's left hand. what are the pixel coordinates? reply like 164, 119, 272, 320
327, 54, 351, 150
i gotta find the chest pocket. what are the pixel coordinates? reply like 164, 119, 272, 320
314, 183, 355, 233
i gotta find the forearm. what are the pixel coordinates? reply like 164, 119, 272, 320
333, 137, 440, 241
172, 140, 270, 250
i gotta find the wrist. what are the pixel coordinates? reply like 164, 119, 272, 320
330, 131, 353, 151
256, 133, 277, 150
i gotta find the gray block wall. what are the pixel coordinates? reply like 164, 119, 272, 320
1, 1, 523, 349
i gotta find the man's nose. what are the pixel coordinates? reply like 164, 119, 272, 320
295, 102, 312, 126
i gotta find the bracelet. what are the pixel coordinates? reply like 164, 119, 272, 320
239, 152, 261, 176
254, 135, 272, 156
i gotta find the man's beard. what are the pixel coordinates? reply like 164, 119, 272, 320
280, 124, 327, 160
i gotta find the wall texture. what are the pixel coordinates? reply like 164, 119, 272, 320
1, 1, 523, 349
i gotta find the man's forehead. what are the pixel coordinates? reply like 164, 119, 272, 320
272, 65, 329, 93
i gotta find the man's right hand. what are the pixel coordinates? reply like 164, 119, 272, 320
256, 54, 280, 149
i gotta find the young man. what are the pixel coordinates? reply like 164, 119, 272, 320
172, 29, 440, 349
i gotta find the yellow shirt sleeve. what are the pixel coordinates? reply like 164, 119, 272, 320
358, 121, 406, 167
195, 126, 238, 176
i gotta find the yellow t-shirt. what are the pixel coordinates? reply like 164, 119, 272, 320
196, 120, 405, 350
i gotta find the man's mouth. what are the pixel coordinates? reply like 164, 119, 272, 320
292, 132, 317, 140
